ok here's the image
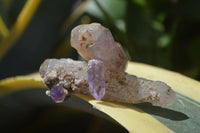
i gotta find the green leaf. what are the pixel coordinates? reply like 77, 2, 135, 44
136, 93, 200, 132
0, 89, 128, 132
157, 34, 171, 48
85, 0, 126, 21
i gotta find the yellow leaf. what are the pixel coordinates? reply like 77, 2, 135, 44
0, 73, 44, 96
2, 61, 200, 132
78, 96, 173, 133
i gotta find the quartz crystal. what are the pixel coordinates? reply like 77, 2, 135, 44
88, 59, 105, 100
71, 23, 128, 72
50, 86, 67, 103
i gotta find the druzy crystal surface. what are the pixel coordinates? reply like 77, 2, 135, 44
71, 23, 128, 72
50, 86, 67, 103
88, 59, 105, 100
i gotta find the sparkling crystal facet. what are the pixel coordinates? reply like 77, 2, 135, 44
50, 86, 67, 103
88, 59, 105, 100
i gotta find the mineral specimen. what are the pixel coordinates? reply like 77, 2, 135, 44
40, 58, 176, 106
39, 23, 176, 106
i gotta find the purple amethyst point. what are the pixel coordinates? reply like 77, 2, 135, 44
88, 59, 105, 100
50, 86, 68, 103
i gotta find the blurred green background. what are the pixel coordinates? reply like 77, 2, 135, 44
0, 0, 200, 132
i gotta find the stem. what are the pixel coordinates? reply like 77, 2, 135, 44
62, 1, 87, 31
0, 0, 42, 60
0, 16, 9, 38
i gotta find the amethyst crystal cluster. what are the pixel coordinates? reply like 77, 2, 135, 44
39, 23, 176, 106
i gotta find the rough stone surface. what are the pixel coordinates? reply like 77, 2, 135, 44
39, 58, 176, 106
88, 59, 105, 100
71, 23, 128, 72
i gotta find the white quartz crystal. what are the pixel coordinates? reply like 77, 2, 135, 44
71, 23, 127, 72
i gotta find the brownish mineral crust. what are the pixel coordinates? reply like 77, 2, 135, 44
40, 58, 176, 106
